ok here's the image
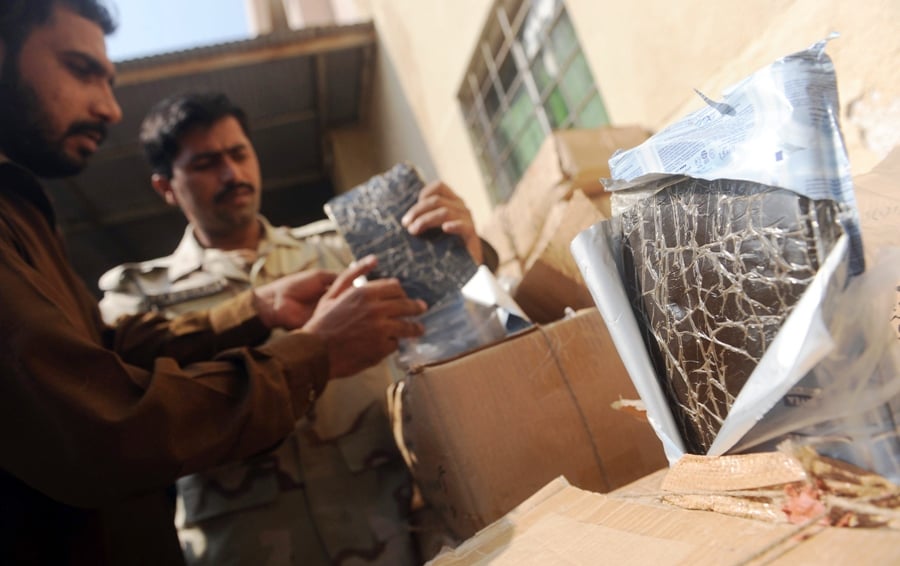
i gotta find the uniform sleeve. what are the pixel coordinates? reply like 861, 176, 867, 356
108, 290, 272, 367
0, 236, 329, 509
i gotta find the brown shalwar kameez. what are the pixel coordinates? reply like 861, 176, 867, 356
0, 159, 330, 565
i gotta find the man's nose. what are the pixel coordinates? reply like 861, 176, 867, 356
220, 156, 239, 181
93, 84, 123, 124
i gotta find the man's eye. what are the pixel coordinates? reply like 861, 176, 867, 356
191, 159, 216, 170
66, 62, 93, 80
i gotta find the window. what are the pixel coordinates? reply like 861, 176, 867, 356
459, 0, 609, 204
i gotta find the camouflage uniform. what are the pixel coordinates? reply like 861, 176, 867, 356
99, 217, 417, 566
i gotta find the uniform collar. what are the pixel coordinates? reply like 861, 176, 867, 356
168, 216, 305, 282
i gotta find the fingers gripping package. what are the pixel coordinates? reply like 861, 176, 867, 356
324, 163, 479, 306
325, 163, 529, 370
571, 36, 900, 479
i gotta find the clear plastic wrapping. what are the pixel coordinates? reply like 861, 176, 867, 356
614, 177, 844, 453
396, 266, 532, 371
571, 37, 900, 480
396, 292, 507, 371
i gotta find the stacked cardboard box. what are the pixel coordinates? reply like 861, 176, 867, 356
480, 126, 651, 323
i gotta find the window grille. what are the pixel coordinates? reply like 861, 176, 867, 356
458, 0, 609, 203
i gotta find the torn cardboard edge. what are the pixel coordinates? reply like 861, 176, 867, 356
661, 452, 808, 492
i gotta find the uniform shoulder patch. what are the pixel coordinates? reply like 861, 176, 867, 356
289, 219, 339, 240
97, 256, 173, 291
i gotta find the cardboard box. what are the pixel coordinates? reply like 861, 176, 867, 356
479, 127, 649, 322
479, 214, 522, 284
853, 145, 900, 340
392, 308, 667, 539
428, 473, 900, 565
489, 126, 650, 266
513, 189, 607, 323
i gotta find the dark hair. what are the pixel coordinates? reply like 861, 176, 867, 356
0, 0, 117, 57
140, 92, 250, 177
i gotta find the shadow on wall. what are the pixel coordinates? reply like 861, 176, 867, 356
367, 36, 439, 181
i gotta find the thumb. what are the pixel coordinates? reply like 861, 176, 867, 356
324, 254, 378, 299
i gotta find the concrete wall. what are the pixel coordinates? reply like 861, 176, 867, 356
359, 0, 900, 227
363, 0, 495, 226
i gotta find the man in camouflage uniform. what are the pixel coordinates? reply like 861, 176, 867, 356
99, 92, 487, 565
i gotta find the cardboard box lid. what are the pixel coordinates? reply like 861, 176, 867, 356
523, 189, 606, 275
429, 474, 900, 565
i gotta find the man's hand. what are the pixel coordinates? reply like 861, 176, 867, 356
401, 181, 484, 264
302, 255, 427, 378
253, 269, 338, 330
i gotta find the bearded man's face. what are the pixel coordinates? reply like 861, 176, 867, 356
0, 3, 121, 177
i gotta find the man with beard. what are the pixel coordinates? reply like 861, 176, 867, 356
98, 92, 490, 565
0, 2, 426, 564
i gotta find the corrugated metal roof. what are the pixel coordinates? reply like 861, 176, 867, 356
116, 21, 373, 65
116, 21, 375, 85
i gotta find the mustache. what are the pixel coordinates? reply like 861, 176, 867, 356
214, 182, 256, 204
65, 121, 108, 145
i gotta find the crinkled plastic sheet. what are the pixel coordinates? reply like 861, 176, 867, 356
396, 266, 532, 370
571, 35, 900, 479
574, 194, 900, 479
605, 35, 863, 276
397, 292, 507, 371
614, 177, 844, 454
736, 248, 900, 480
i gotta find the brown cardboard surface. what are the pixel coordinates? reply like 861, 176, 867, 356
514, 189, 607, 323
478, 127, 648, 322
552, 127, 652, 197
395, 308, 667, 539
429, 474, 900, 565
478, 214, 522, 282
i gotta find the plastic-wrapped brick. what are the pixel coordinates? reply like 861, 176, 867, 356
616, 177, 844, 453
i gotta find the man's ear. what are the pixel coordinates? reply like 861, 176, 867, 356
151, 174, 178, 206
